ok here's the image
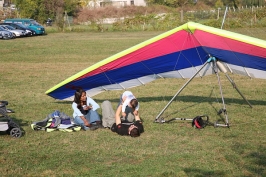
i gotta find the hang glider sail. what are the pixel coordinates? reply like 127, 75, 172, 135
46, 22, 266, 101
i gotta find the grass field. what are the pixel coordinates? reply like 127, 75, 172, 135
0, 29, 266, 177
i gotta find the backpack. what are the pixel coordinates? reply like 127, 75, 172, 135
31, 110, 81, 132
192, 115, 209, 129
101, 100, 116, 128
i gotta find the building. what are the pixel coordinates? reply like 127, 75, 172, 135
0, 0, 4, 8
101, 0, 146, 7
0, 0, 12, 8
87, 0, 146, 8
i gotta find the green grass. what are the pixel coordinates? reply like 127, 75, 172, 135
0, 30, 266, 177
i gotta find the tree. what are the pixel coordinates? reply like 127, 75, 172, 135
222, 0, 241, 8
12, 0, 80, 24
64, 0, 81, 16
215, 0, 224, 8
14, 0, 42, 20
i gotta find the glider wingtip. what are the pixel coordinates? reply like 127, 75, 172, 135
45, 89, 52, 95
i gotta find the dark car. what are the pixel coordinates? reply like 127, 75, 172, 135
0, 22, 36, 36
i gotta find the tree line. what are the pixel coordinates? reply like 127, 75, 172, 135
146, 0, 265, 8
10, 0, 265, 26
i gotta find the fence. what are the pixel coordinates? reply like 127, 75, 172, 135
182, 5, 266, 28
96, 5, 266, 32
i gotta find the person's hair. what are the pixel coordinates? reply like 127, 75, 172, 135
130, 99, 138, 111
130, 128, 140, 137
73, 89, 85, 109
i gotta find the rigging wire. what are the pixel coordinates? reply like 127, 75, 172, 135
157, 30, 195, 118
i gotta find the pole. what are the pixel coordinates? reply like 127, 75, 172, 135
221, 6, 228, 29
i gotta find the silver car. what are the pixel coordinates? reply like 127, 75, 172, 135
0, 26, 14, 39
0, 25, 26, 37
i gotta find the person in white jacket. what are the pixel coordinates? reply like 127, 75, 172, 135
72, 89, 102, 130
118, 91, 139, 121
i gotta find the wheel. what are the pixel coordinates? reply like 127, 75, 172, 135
10, 128, 22, 138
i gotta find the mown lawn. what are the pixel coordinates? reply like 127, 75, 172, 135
0, 29, 266, 177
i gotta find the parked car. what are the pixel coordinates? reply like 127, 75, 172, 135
0, 27, 14, 40
14, 23, 36, 36
0, 25, 26, 37
4, 18, 46, 35
0, 22, 35, 36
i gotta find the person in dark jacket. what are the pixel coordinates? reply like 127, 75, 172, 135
111, 104, 144, 137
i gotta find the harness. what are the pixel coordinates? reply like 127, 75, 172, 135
192, 115, 209, 129
31, 110, 81, 132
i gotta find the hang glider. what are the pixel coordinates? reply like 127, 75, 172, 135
46, 22, 266, 101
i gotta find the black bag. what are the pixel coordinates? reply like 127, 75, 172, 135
192, 115, 209, 129
111, 123, 117, 132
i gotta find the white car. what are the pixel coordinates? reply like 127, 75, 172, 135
0, 26, 14, 39
0, 25, 26, 37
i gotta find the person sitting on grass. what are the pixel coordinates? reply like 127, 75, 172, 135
118, 91, 139, 122
72, 89, 103, 131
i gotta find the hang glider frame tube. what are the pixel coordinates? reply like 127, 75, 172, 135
154, 117, 193, 123
212, 59, 229, 127
216, 61, 252, 108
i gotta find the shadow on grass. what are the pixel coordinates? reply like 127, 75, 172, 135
183, 168, 225, 177
51, 95, 260, 126
94, 95, 265, 107
230, 143, 266, 176
245, 147, 266, 175
50, 94, 263, 127
53, 95, 266, 107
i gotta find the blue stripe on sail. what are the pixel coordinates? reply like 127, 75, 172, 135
206, 47, 266, 71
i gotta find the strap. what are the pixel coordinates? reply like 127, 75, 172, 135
31, 124, 45, 131
45, 127, 57, 132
